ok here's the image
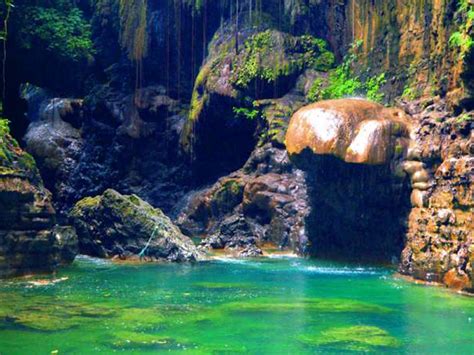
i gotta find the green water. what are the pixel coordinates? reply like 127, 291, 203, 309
0, 256, 473, 354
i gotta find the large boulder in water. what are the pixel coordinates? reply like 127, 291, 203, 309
285, 99, 412, 262
0, 122, 78, 277
70, 189, 201, 262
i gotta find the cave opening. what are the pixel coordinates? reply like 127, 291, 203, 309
301, 151, 412, 263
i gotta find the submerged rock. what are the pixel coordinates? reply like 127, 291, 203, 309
70, 189, 200, 262
298, 325, 400, 351
0, 123, 77, 277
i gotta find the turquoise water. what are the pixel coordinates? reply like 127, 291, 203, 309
0, 256, 473, 354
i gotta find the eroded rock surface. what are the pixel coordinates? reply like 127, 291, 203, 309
70, 189, 200, 262
399, 99, 473, 292
286, 99, 411, 165
176, 144, 309, 257
0, 126, 77, 277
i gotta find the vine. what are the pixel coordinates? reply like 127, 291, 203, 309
1, 0, 13, 102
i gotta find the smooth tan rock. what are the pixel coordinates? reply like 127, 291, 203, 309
412, 182, 430, 191
402, 161, 425, 175
411, 190, 428, 208
411, 170, 430, 184
286, 99, 410, 165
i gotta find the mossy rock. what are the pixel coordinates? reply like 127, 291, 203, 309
299, 325, 400, 351
192, 282, 252, 290
180, 23, 334, 159
70, 189, 201, 261
110, 331, 176, 350
0, 292, 116, 332
219, 298, 391, 314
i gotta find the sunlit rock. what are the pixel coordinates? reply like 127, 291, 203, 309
286, 99, 411, 165
70, 189, 201, 262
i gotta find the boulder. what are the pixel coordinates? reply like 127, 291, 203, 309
0, 122, 77, 277
286, 99, 411, 165
70, 189, 200, 262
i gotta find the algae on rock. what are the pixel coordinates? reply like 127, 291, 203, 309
70, 189, 201, 262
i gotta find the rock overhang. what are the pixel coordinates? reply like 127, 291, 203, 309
285, 99, 411, 165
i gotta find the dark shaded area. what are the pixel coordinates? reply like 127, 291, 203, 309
294, 150, 411, 263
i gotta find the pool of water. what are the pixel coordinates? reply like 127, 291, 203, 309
0, 256, 473, 354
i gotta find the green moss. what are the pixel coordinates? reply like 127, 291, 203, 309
189, 65, 211, 122
128, 195, 141, 206
299, 325, 400, 351
111, 331, 174, 349
73, 196, 101, 213
192, 282, 252, 290
307, 41, 386, 103
232, 30, 334, 89
219, 298, 391, 314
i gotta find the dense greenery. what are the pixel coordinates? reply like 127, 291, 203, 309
17, 3, 94, 62
232, 30, 335, 88
307, 41, 386, 103
449, 0, 474, 59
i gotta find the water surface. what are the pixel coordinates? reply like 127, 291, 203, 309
0, 256, 473, 354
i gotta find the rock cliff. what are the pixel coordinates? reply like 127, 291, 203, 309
0, 121, 77, 277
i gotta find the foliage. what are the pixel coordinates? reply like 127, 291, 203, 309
401, 86, 419, 100
233, 30, 334, 89
306, 40, 385, 103
449, 0, 474, 59
365, 73, 386, 102
233, 106, 260, 120
0, 117, 9, 136
19, 5, 94, 62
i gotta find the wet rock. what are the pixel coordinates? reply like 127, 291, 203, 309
180, 22, 334, 182
286, 99, 412, 261
400, 98, 473, 293
286, 99, 411, 165
70, 189, 200, 262
0, 124, 77, 277
177, 143, 309, 256
21, 85, 84, 207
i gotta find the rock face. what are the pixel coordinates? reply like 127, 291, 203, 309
70, 189, 201, 262
179, 20, 334, 183
22, 84, 192, 214
314, 0, 473, 100
0, 123, 77, 277
176, 144, 309, 257
21, 84, 84, 209
399, 98, 473, 293
286, 99, 412, 261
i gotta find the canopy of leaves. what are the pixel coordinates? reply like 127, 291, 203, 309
17, 4, 94, 62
